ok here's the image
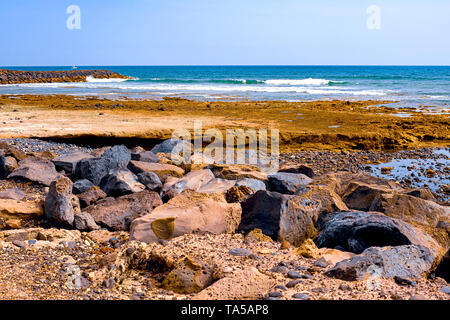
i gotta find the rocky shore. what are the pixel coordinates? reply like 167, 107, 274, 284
0, 95, 448, 152
0, 138, 448, 300
0, 69, 129, 85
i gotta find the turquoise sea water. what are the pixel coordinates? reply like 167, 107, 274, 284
1, 66, 449, 108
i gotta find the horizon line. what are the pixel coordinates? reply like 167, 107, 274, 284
2, 64, 450, 68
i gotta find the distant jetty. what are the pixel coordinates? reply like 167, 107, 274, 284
0, 69, 129, 84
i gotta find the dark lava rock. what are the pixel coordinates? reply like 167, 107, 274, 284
325, 245, 437, 281
238, 190, 319, 246
137, 171, 163, 191
52, 152, 93, 174
44, 175, 80, 227
99, 168, 145, 197
74, 145, 131, 185
151, 138, 193, 155
72, 179, 95, 194
279, 164, 315, 178
315, 211, 440, 254
268, 172, 313, 194
74, 212, 99, 231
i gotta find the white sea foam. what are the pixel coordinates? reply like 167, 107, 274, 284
264, 78, 338, 86
0, 81, 388, 96
86, 76, 129, 83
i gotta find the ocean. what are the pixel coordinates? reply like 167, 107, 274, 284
1, 66, 449, 109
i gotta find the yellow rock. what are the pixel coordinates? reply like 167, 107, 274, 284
295, 239, 319, 259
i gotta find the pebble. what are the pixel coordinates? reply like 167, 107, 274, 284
228, 248, 252, 256
125, 247, 135, 255
274, 285, 287, 291
12, 240, 26, 248
103, 278, 116, 289
286, 279, 301, 288
268, 291, 283, 298
292, 293, 310, 300
287, 270, 302, 279
223, 266, 233, 273
271, 265, 289, 274
394, 276, 417, 286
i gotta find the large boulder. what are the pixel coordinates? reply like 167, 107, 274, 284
127, 160, 185, 182
342, 182, 393, 211
52, 152, 93, 174
268, 172, 313, 194
314, 171, 402, 197
0, 156, 18, 179
370, 193, 450, 247
83, 190, 162, 231
193, 267, 276, 300
74, 145, 131, 185
130, 190, 241, 243
315, 211, 443, 256
161, 169, 214, 199
44, 176, 81, 227
99, 169, 145, 197
8, 157, 59, 186
325, 245, 438, 281
238, 190, 320, 246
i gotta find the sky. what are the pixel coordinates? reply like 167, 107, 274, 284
0, 0, 449, 66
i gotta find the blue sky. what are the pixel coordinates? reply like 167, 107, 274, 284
1, 0, 449, 66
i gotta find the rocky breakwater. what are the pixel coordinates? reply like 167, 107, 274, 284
0, 138, 448, 300
0, 69, 129, 84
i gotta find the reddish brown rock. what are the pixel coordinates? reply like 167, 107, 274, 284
78, 186, 107, 208
84, 190, 162, 231
130, 190, 241, 243
8, 157, 59, 186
